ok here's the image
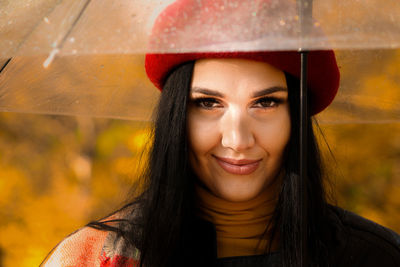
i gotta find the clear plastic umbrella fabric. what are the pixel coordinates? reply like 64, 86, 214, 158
1, 0, 400, 122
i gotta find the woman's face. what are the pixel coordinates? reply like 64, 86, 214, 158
187, 58, 291, 202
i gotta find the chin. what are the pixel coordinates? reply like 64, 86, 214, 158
214, 183, 263, 202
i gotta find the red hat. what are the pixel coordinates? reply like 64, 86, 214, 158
145, 0, 340, 115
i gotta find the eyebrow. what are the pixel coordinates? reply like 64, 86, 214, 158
191, 86, 287, 98
252, 86, 288, 98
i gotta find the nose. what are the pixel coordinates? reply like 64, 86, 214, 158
221, 107, 255, 151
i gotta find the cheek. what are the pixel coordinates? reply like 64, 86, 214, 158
187, 112, 219, 157
254, 110, 291, 157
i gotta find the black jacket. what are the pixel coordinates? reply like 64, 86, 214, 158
184, 206, 400, 267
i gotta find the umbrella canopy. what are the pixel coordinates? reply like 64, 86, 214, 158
1, 0, 400, 122
0, 1, 399, 266
2, 0, 400, 55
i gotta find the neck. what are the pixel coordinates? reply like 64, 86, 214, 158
195, 181, 280, 258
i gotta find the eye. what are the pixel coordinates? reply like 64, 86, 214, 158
253, 97, 283, 108
192, 97, 222, 109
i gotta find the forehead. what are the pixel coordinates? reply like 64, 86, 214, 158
191, 58, 287, 93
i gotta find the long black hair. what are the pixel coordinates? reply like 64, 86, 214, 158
89, 61, 332, 267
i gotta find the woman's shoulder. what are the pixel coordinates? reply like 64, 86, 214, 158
41, 203, 141, 267
40, 225, 109, 266
327, 205, 400, 266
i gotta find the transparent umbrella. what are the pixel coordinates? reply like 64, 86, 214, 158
0, 0, 400, 266
0, 0, 399, 122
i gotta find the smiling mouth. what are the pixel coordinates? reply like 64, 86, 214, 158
213, 156, 261, 175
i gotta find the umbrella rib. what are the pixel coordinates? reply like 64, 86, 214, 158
55, 0, 92, 51
0, 58, 12, 75
42, 0, 92, 68
11, 0, 64, 56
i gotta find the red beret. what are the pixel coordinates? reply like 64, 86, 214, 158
145, 0, 340, 115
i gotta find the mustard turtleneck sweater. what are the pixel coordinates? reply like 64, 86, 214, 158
195, 183, 280, 258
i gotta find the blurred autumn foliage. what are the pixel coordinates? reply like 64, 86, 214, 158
320, 123, 400, 227
0, 50, 399, 266
1, 0, 400, 266
0, 114, 151, 266
0, 113, 399, 267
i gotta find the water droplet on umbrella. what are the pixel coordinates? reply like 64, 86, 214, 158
43, 48, 60, 69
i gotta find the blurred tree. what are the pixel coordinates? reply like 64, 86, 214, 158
0, 112, 398, 266
320, 123, 400, 229
0, 47, 399, 267
0, 113, 150, 266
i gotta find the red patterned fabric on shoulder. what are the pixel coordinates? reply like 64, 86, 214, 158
41, 205, 141, 266
100, 251, 139, 267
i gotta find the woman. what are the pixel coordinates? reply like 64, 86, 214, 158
42, 1, 400, 266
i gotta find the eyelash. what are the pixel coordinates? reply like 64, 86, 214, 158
192, 97, 221, 109
192, 97, 284, 110
254, 97, 284, 108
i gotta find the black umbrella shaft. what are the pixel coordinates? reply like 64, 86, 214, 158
300, 51, 309, 267
298, 0, 313, 266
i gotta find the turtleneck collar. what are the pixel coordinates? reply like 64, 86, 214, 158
195, 181, 280, 258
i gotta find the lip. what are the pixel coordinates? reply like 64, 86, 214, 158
213, 156, 262, 175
